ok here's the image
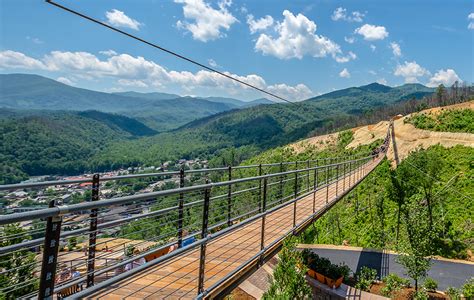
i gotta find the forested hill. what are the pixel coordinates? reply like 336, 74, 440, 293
1, 76, 444, 183
307, 82, 434, 114
176, 82, 434, 146
90, 82, 440, 173
0, 74, 263, 131
0, 110, 156, 183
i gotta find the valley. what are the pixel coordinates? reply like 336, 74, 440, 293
2, 73, 463, 185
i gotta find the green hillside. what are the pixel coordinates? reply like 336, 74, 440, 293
308, 82, 434, 114
113, 91, 181, 100
0, 73, 144, 112
0, 110, 155, 184
0, 76, 450, 182
93, 83, 438, 170
405, 108, 474, 133
299, 145, 474, 259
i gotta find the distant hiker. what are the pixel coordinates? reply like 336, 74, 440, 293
71, 267, 81, 279
181, 229, 196, 248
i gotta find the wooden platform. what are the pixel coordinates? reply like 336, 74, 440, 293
90, 158, 382, 299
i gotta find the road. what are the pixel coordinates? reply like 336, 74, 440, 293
299, 245, 474, 290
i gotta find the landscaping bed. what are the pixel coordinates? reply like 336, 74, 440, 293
370, 282, 448, 300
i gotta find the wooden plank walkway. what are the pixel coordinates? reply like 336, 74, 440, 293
90, 157, 382, 299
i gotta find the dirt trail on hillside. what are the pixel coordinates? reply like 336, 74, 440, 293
291, 101, 474, 163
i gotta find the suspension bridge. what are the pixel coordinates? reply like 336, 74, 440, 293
0, 128, 391, 299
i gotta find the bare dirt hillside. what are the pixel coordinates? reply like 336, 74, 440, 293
291, 101, 474, 164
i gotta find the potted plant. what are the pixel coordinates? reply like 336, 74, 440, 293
301, 250, 346, 288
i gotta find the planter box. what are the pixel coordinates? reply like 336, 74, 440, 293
307, 269, 343, 289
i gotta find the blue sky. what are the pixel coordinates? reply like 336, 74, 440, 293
0, 0, 473, 101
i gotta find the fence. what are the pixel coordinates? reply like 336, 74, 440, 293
0, 142, 389, 299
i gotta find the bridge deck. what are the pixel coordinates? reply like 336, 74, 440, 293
90, 157, 381, 299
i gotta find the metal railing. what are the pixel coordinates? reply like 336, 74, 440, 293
0, 131, 391, 299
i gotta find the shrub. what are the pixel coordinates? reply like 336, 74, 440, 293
445, 286, 460, 300
68, 236, 78, 251
413, 290, 429, 300
462, 277, 474, 299
355, 267, 378, 291
263, 240, 311, 299
423, 277, 438, 292
381, 273, 410, 297
338, 264, 352, 283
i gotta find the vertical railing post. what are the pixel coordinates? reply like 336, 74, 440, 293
343, 161, 346, 191
359, 159, 362, 180
227, 166, 232, 227
326, 162, 329, 205
336, 164, 339, 196
198, 179, 211, 295
178, 167, 185, 248
87, 174, 100, 288
260, 178, 268, 265
306, 160, 310, 192
313, 162, 318, 213
348, 160, 351, 187
293, 170, 298, 228
279, 162, 283, 203
38, 200, 62, 300
258, 164, 262, 213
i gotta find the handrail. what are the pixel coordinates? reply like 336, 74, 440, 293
0, 155, 374, 225
0, 125, 391, 300
0, 154, 367, 191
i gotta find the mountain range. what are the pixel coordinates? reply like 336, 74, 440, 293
0, 74, 273, 131
0, 73, 436, 183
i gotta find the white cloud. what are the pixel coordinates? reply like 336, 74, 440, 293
339, 68, 351, 78
56, 77, 74, 85
267, 83, 314, 101
344, 36, 355, 44
390, 42, 402, 57
427, 69, 461, 87
468, 12, 474, 30
0, 49, 314, 101
355, 24, 389, 41
331, 7, 365, 22
370, 44, 376, 51
207, 58, 220, 68
0, 50, 48, 70
254, 10, 352, 62
105, 9, 142, 30
99, 50, 118, 56
394, 61, 430, 83
247, 14, 274, 34
334, 51, 357, 63
376, 78, 387, 85
368, 70, 377, 75
175, 0, 237, 42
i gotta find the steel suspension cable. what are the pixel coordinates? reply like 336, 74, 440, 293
45, 0, 294, 104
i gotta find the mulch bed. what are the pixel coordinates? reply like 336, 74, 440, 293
370, 282, 448, 300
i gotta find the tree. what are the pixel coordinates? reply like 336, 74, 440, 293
263, 239, 312, 299
397, 254, 431, 291
387, 169, 406, 247
0, 224, 38, 299
436, 84, 446, 104
398, 148, 444, 229
397, 200, 433, 291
